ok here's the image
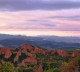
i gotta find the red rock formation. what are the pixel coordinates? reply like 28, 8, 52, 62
14, 44, 36, 63
26, 52, 34, 57
0, 43, 80, 69
34, 46, 45, 55
5, 49, 12, 59
37, 64, 43, 72
14, 49, 22, 62
22, 44, 33, 51
0, 48, 7, 55
22, 57, 37, 65
0, 48, 12, 59
56, 50, 70, 57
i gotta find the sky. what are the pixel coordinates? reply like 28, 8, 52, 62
0, 0, 80, 36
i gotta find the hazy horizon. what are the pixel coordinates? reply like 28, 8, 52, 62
0, 33, 80, 38
0, 0, 80, 37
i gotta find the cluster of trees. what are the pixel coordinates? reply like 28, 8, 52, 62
0, 60, 33, 72
42, 62, 60, 72
0, 56, 80, 72
0, 60, 14, 72
0, 60, 60, 72
42, 56, 79, 72
60, 58, 78, 72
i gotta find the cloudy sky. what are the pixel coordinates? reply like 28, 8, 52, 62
0, 0, 80, 36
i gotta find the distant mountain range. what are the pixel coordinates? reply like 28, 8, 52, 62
0, 34, 80, 49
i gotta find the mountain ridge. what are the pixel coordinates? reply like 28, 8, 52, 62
0, 44, 80, 72
0, 34, 80, 49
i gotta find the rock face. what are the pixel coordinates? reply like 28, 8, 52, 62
56, 50, 70, 57
48, 49, 70, 57
22, 44, 33, 51
0, 48, 12, 59
34, 46, 45, 55
14, 49, 22, 62
37, 64, 43, 72
5, 48, 12, 59
22, 57, 37, 65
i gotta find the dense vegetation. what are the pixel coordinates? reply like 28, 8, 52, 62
0, 56, 80, 72
0, 44, 80, 72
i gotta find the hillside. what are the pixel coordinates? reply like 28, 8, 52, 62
0, 44, 80, 72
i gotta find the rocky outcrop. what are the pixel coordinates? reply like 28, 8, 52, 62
56, 49, 70, 57
48, 49, 70, 57
37, 64, 43, 72
22, 57, 37, 65
0, 44, 80, 68
0, 48, 12, 59
34, 46, 45, 55
21, 44, 33, 51
14, 49, 22, 62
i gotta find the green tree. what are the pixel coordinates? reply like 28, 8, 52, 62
44, 68, 60, 72
0, 60, 15, 72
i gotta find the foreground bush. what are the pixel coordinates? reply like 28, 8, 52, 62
0, 60, 14, 72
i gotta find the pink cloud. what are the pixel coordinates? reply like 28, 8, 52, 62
0, 10, 80, 36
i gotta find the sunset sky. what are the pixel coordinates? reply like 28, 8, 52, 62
0, 0, 80, 36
